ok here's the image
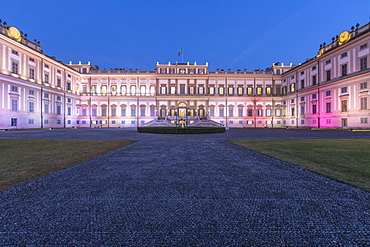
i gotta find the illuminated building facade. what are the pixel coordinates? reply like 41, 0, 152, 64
0, 20, 369, 129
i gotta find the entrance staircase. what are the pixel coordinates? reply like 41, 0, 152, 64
141, 117, 223, 127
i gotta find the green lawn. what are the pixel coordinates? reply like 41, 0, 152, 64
230, 139, 370, 191
0, 139, 134, 191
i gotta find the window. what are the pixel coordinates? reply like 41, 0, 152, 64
228, 87, 234, 95
101, 108, 107, 116
257, 87, 262, 95
44, 93, 49, 98
341, 64, 348, 76
29, 68, 35, 79
341, 100, 348, 112
121, 108, 126, 116
92, 109, 97, 116
28, 119, 34, 124
68, 107, 71, 116
82, 68, 87, 73
57, 69, 61, 74
301, 80, 304, 89
291, 83, 296, 92
360, 43, 368, 50
11, 49, 18, 55
209, 87, 215, 94
300, 71, 304, 75
301, 120, 305, 124
300, 106, 305, 115
361, 97, 367, 110
44, 103, 49, 114
131, 120, 135, 125
326, 59, 331, 64
180, 86, 185, 94
170, 87, 176, 94
57, 78, 61, 87
141, 108, 145, 116
29, 57, 35, 62
291, 99, 294, 103
219, 108, 224, 117
360, 57, 368, 71
199, 87, 204, 94
67, 120, 71, 124
229, 120, 233, 125
29, 90, 34, 95
312, 66, 317, 71
360, 82, 368, 89
238, 108, 243, 117
44, 73, 49, 83
82, 109, 87, 116
11, 85, 18, 92
111, 108, 116, 117
229, 108, 233, 117
67, 82, 71, 90
238, 87, 243, 95
56, 96, 61, 101
291, 107, 295, 116
161, 87, 167, 94
121, 120, 126, 124
150, 108, 155, 116
11, 99, 18, 111
210, 108, 214, 117
312, 75, 317, 85
67, 98, 71, 103
56, 105, 61, 115
326, 102, 331, 113
11, 118, 17, 127
300, 97, 305, 102
247, 87, 253, 95
361, 118, 368, 124
11, 61, 19, 74
312, 94, 317, 99
341, 87, 347, 94
131, 108, 136, 117
29, 102, 34, 112
219, 87, 224, 95
44, 119, 49, 124
326, 70, 331, 81
326, 90, 331, 96
266, 87, 271, 95
44, 64, 49, 68
312, 105, 317, 114
341, 52, 348, 58
247, 109, 253, 116
82, 120, 86, 124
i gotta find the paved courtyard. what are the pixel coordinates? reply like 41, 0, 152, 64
1, 128, 370, 246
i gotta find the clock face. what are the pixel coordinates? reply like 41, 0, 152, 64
8, 26, 21, 42
338, 31, 350, 45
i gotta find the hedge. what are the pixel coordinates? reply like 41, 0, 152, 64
137, 127, 226, 134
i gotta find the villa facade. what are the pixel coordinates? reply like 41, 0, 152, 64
0, 20, 369, 129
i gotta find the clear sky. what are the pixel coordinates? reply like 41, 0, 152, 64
2, 0, 370, 71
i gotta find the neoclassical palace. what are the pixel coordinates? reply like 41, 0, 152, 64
1, 20, 369, 129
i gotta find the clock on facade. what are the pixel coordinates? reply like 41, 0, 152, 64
7, 26, 22, 42
338, 31, 351, 45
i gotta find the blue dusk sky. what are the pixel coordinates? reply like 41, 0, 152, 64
1, 0, 370, 71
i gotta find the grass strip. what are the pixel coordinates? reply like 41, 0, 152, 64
229, 139, 370, 191
0, 139, 134, 191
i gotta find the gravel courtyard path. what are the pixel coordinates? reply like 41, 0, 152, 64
1, 128, 369, 246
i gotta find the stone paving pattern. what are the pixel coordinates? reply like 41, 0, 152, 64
0, 128, 370, 246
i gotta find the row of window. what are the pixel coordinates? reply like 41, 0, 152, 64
288, 57, 368, 92
10, 62, 73, 90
